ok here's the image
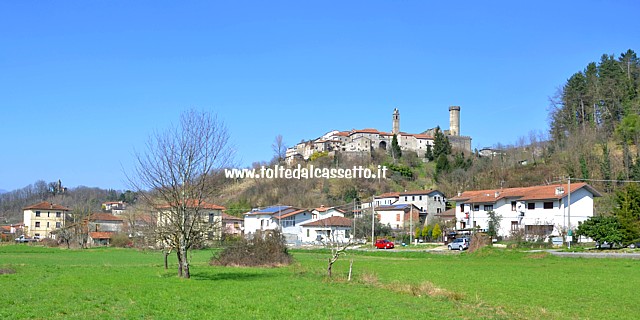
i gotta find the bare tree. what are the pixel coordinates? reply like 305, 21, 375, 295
128, 109, 234, 278
272, 134, 287, 164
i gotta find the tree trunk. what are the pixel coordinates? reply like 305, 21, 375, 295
164, 251, 169, 270
327, 258, 332, 277
178, 245, 190, 279
347, 259, 353, 281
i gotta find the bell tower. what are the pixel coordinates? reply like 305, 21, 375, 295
392, 108, 400, 135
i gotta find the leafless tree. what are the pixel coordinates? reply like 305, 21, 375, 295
271, 134, 287, 164
128, 109, 234, 279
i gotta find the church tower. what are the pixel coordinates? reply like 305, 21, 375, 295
392, 108, 400, 135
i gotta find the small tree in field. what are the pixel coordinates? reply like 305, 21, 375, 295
432, 223, 442, 242
129, 109, 234, 279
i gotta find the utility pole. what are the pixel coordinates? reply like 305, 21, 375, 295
371, 199, 375, 246
567, 177, 572, 249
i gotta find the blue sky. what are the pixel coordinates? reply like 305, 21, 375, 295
1, 1, 638, 192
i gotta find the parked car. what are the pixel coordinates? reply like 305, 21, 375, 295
448, 238, 469, 251
375, 239, 395, 249
14, 235, 37, 243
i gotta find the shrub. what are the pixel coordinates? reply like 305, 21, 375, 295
110, 233, 132, 248
211, 229, 293, 267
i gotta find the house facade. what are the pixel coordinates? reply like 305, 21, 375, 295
23, 201, 70, 239
156, 200, 225, 241
371, 189, 447, 225
87, 213, 125, 246
374, 204, 421, 231
221, 213, 244, 237
449, 183, 602, 239
244, 206, 313, 243
300, 216, 353, 243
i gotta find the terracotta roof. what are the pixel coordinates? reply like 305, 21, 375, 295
1, 226, 11, 232
222, 213, 243, 221
413, 134, 434, 139
435, 208, 456, 218
375, 204, 419, 211
22, 201, 70, 211
89, 232, 116, 239
399, 189, 442, 196
156, 199, 225, 210
336, 131, 350, 137
450, 183, 602, 204
277, 209, 308, 219
351, 128, 381, 134
375, 192, 400, 198
89, 213, 124, 222
301, 216, 352, 227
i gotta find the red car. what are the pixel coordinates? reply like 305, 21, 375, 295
375, 239, 395, 249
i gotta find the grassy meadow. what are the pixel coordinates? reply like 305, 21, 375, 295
1, 245, 638, 319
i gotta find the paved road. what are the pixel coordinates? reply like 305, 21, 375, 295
549, 251, 640, 259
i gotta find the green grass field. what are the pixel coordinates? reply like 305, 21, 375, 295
1, 245, 638, 319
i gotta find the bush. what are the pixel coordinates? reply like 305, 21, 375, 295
39, 238, 59, 247
110, 233, 132, 248
211, 229, 293, 267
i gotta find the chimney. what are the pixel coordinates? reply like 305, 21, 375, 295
555, 187, 565, 195
494, 191, 500, 198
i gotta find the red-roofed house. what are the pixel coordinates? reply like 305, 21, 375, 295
450, 183, 602, 239
87, 213, 125, 246
222, 213, 244, 237
311, 205, 345, 220
23, 201, 70, 239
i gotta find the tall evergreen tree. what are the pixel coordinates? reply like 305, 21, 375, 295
433, 126, 452, 158
391, 134, 402, 160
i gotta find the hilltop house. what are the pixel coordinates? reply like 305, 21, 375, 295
449, 183, 602, 239
22, 201, 70, 239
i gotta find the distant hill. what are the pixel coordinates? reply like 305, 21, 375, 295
0, 189, 6, 194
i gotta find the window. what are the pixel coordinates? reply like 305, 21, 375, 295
35, 222, 40, 227
543, 202, 553, 209
459, 203, 464, 212
527, 202, 535, 210
473, 205, 480, 211
209, 213, 215, 223
47, 222, 50, 228
36, 211, 41, 217
307, 229, 310, 237
396, 214, 401, 221
484, 205, 493, 211
47, 212, 50, 217
412, 196, 415, 201
511, 221, 519, 231
345, 230, 350, 238
460, 221, 466, 229
56, 222, 61, 228
419, 196, 422, 200
436, 208, 441, 213
282, 216, 295, 228
511, 201, 517, 211
56, 212, 61, 218
404, 196, 408, 201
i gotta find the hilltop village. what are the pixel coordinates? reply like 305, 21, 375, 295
285, 107, 472, 163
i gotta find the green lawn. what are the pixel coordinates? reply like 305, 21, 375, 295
0, 245, 638, 319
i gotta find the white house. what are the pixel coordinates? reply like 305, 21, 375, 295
370, 190, 447, 225
374, 204, 421, 230
311, 205, 345, 220
243, 206, 313, 243
300, 216, 353, 243
449, 183, 602, 239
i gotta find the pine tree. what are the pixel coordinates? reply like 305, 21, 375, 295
425, 145, 434, 161
432, 223, 442, 242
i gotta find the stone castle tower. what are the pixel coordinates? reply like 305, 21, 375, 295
449, 106, 460, 136
392, 108, 400, 135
